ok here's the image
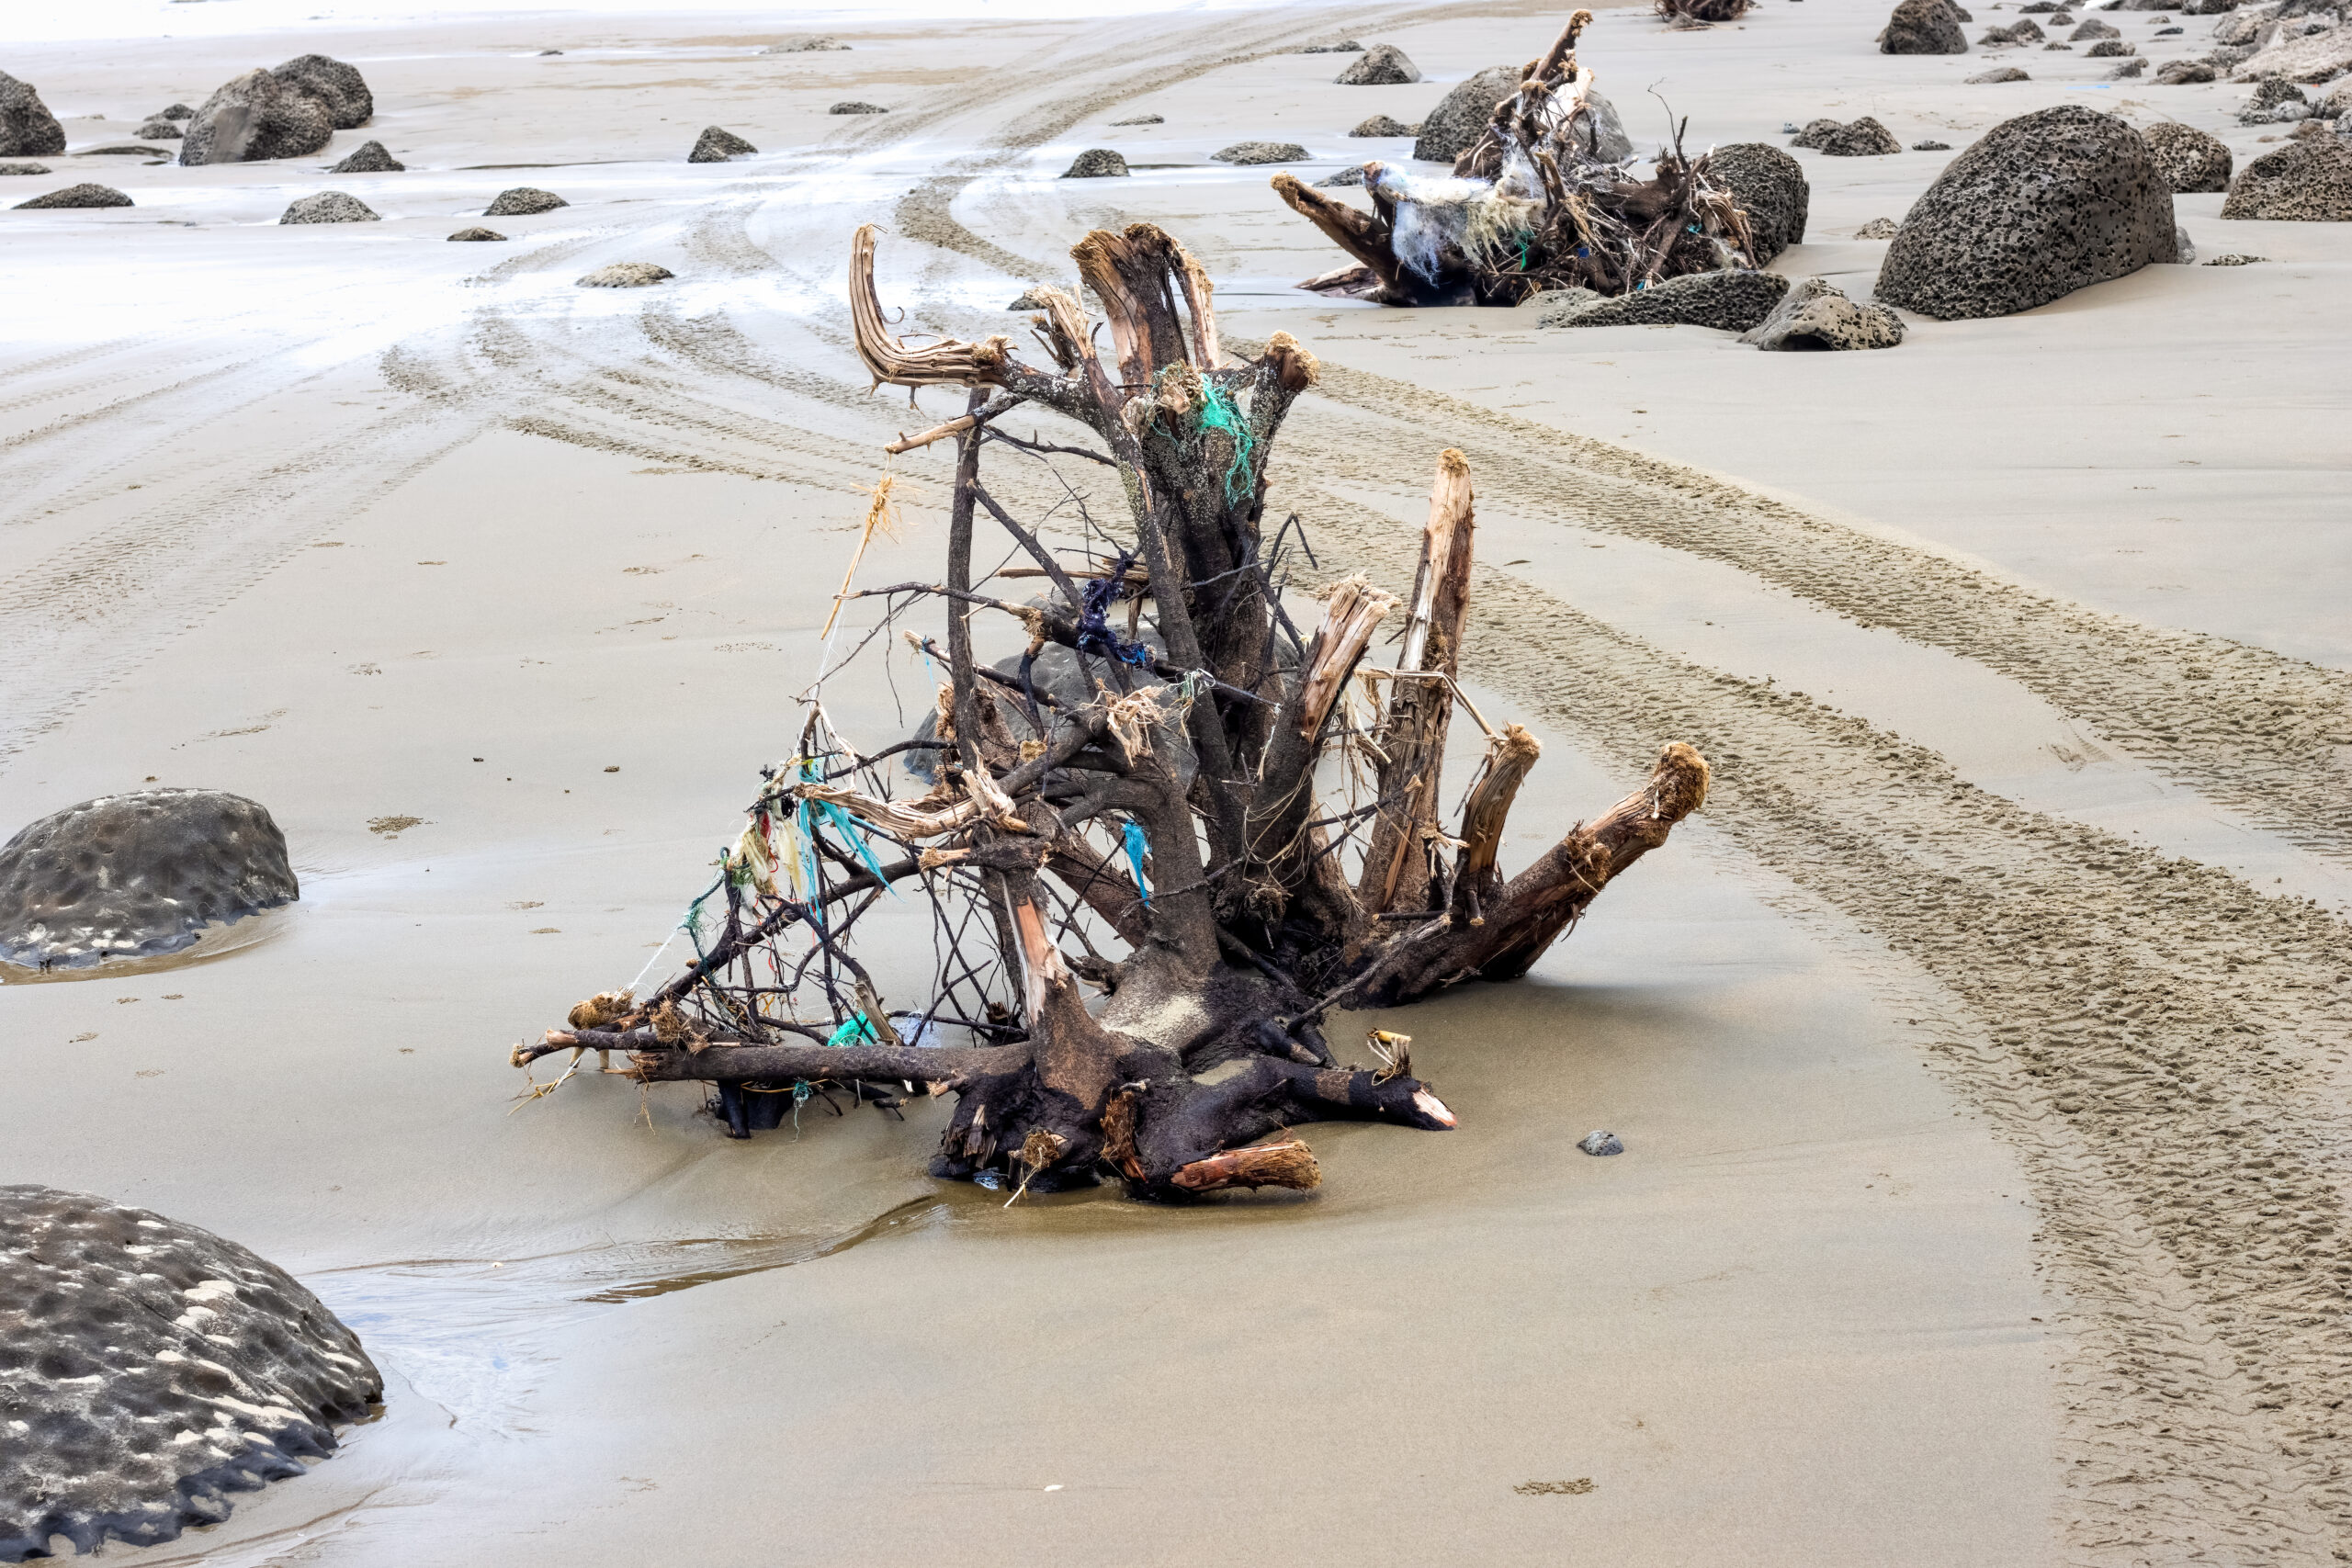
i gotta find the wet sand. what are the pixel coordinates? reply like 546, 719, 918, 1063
3, 0, 2348, 1562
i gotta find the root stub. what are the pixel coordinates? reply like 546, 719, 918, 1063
507, 220, 1713, 1208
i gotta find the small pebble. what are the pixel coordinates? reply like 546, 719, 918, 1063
1577, 1130, 1623, 1156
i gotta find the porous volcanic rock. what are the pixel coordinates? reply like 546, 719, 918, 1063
764, 35, 849, 51
1317, 166, 1366, 186
830, 100, 888, 114
136, 118, 184, 140
1212, 140, 1309, 164
0, 162, 48, 175
1415, 67, 1631, 163
1878, 104, 2177, 319
1981, 18, 2048, 42
1967, 64, 2034, 80
0, 790, 294, 968
2143, 119, 2233, 189
1914, 138, 1954, 149
1298, 39, 1364, 52
1881, 0, 1970, 53
2317, 78, 2352, 118
2110, 56, 2150, 75
485, 185, 566, 215
0, 71, 65, 158
689, 125, 757, 162
2072, 16, 2121, 38
2221, 135, 2352, 217
1351, 113, 1416, 137
2157, 58, 2219, 82
2233, 24, 2352, 83
447, 225, 506, 240
329, 138, 401, 172
1335, 43, 1420, 84
2086, 39, 2137, 56
13, 182, 133, 209
1060, 147, 1129, 176
1741, 276, 1907, 349
179, 69, 333, 164
270, 54, 371, 129
157, 102, 194, 120
1539, 268, 1792, 331
578, 261, 674, 286
0, 1185, 380, 1558
1857, 215, 1902, 237
1708, 141, 1810, 262
1819, 116, 1905, 154
279, 190, 378, 223
1111, 113, 1163, 125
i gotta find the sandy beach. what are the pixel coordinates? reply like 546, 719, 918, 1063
4, 0, 2349, 1560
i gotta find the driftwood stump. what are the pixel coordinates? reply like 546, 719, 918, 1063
513, 220, 1709, 1201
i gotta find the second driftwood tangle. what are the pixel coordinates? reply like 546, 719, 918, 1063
514, 219, 1709, 1202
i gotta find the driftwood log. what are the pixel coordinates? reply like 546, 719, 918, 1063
512, 220, 1709, 1201
1274, 10, 1764, 304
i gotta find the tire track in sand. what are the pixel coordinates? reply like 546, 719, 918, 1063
1292, 482, 2352, 1566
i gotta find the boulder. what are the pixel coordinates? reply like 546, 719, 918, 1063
1791, 117, 1844, 147
1878, 104, 2177, 319
179, 68, 333, 164
1061, 147, 1129, 176
2086, 39, 2138, 54
2110, 56, 2151, 75
329, 138, 401, 172
0, 1185, 379, 1559
1708, 141, 1811, 261
2233, 24, 2352, 82
1335, 43, 1420, 85
1857, 215, 1902, 236
764, 36, 850, 51
2156, 58, 2218, 81
0, 70, 64, 158
1880, 0, 1971, 54
830, 100, 888, 114
2220, 135, 2352, 217
485, 185, 566, 215
136, 118, 184, 140
1819, 116, 1904, 154
689, 125, 757, 162
2071, 15, 2121, 37
2143, 119, 2233, 188
1967, 65, 2035, 80
0, 790, 293, 967
1416, 64, 1521, 162
1980, 19, 2048, 41
0, 161, 48, 175
1739, 276, 1907, 349
1538, 268, 1792, 331
270, 54, 371, 129
1351, 113, 1417, 136
1212, 140, 1309, 164
157, 102, 194, 119
578, 261, 674, 286
279, 190, 378, 223
447, 225, 506, 240
13, 182, 133, 209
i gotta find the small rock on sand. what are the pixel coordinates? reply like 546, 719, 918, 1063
447, 226, 506, 241
2143, 120, 2232, 191
2109, 57, 2149, 77
1335, 43, 1419, 85
1967, 65, 2033, 81
2156, 58, 2216, 83
1213, 140, 1309, 164
1060, 147, 1128, 177
578, 261, 674, 287
14, 182, 132, 209
1540, 268, 1792, 332
1708, 141, 1810, 262
1858, 216, 1901, 237
1297, 39, 1363, 52
1980, 18, 2047, 42
1577, 1130, 1623, 1156
1111, 113, 1163, 126
330, 139, 402, 172
2203, 252, 2267, 264
688, 125, 757, 162
830, 101, 888, 115
2071, 16, 2120, 38
2086, 39, 2137, 57
765, 36, 849, 51
279, 190, 379, 223
0, 161, 49, 175
1743, 276, 1907, 350
2221, 137, 2352, 220
156, 102, 194, 120
1351, 114, 1417, 137
1914, 137, 1953, 149
1790, 117, 1842, 147
136, 118, 184, 140
1818, 116, 1905, 155
1878, 104, 2178, 319
1879, 0, 1969, 54
1317, 166, 1367, 186
271, 53, 372, 130
1007, 287, 1055, 309
0, 70, 66, 159
485, 186, 566, 215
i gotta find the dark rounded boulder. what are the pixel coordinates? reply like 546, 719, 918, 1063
1818, 116, 1904, 155
1877, 104, 2177, 319
0, 70, 64, 158
14, 182, 133, 209
157, 102, 194, 120
1415, 66, 1631, 164
1881, 0, 1970, 53
689, 124, 757, 162
2143, 120, 2232, 190
2220, 137, 2352, 220
329, 138, 402, 172
270, 53, 372, 130
0, 1185, 379, 1558
136, 118, 185, 141
485, 185, 566, 215
1708, 141, 1811, 263
1060, 147, 1129, 177
179, 69, 333, 164
0, 789, 296, 968
1335, 43, 1420, 85
279, 189, 379, 223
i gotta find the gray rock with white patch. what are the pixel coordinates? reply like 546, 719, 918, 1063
178, 69, 333, 164
0, 789, 294, 969
0, 1185, 379, 1560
